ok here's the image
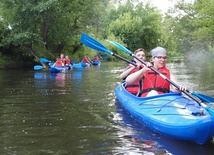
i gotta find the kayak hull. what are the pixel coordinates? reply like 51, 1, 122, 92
72, 62, 84, 70
92, 61, 101, 65
49, 66, 72, 73
115, 83, 214, 145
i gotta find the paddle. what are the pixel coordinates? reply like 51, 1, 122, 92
34, 57, 51, 70
40, 58, 51, 63
108, 40, 214, 115
34, 65, 44, 70
80, 33, 137, 67
103, 55, 109, 60
191, 92, 214, 103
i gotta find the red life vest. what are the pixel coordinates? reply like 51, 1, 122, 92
93, 56, 99, 61
125, 64, 144, 95
61, 58, 66, 64
82, 56, 91, 63
55, 60, 64, 66
65, 59, 71, 65
140, 66, 170, 97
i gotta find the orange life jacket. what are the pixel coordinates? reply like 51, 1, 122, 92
140, 66, 170, 97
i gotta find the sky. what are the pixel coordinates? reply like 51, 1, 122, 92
146, 0, 194, 13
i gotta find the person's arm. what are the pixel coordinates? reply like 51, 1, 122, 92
119, 66, 135, 79
126, 67, 148, 84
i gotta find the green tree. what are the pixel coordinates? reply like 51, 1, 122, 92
0, 0, 109, 66
168, 0, 214, 53
105, 1, 162, 53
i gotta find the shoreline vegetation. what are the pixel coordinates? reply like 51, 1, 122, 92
0, 54, 185, 69
1, 1, 213, 69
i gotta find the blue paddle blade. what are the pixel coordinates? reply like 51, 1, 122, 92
192, 92, 214, 103
103, 55, 109, 60
80, 33, 112, 55
34, 65, 44, 70
48, 62, 54, 66
40, 58, 51, 63
112, 41, 132, 55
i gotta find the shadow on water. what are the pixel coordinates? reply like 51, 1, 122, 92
113, 101, 214, 155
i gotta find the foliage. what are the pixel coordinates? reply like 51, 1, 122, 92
0, 0, 214, 68
105, 2, 162, 53
0, 0, 109, 67
168, 0, 214, 54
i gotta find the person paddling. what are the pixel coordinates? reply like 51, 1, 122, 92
52, 57, 64, 67
119, 48, 151, 96
93, 55, 99, 61
60, 53, 66, 65
65, 55, 72, 69
82, 54, 92, 65
126, 47, 186, 97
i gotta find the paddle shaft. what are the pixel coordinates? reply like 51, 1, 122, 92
112, 53, 137, 67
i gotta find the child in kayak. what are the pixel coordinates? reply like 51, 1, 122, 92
52, 57, 64, 67
126, 47, 186, 97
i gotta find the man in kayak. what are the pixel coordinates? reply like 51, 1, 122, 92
119, 48, 149, 96
125, 47, 186, 97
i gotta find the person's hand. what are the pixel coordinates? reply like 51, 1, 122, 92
146, 62, 153, 68
174, 85, 187, 92
179, 85, 187, 91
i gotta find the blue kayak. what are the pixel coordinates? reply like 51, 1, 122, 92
49, 65, 72, 73
81, 62, 90, 67
72, 62, 84, 70
115, 83, 214, 145
92, 60, 101, 65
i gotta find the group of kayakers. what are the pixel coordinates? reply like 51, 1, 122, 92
120, 46, 187, 97
82, 54, 100, 65
52, 54, 71, 67
52, 53, 100, 67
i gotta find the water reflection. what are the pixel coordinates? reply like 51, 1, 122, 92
0, 61, 214, 155
71, 70, 83, 94
34, 71, 72, 96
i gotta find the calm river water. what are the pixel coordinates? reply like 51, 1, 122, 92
0, 60, 214, 155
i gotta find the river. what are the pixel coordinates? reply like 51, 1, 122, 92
0, 60, 214, 155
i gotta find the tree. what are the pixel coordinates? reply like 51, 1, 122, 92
0, 0, 110, 65
105, 1, 162, 52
